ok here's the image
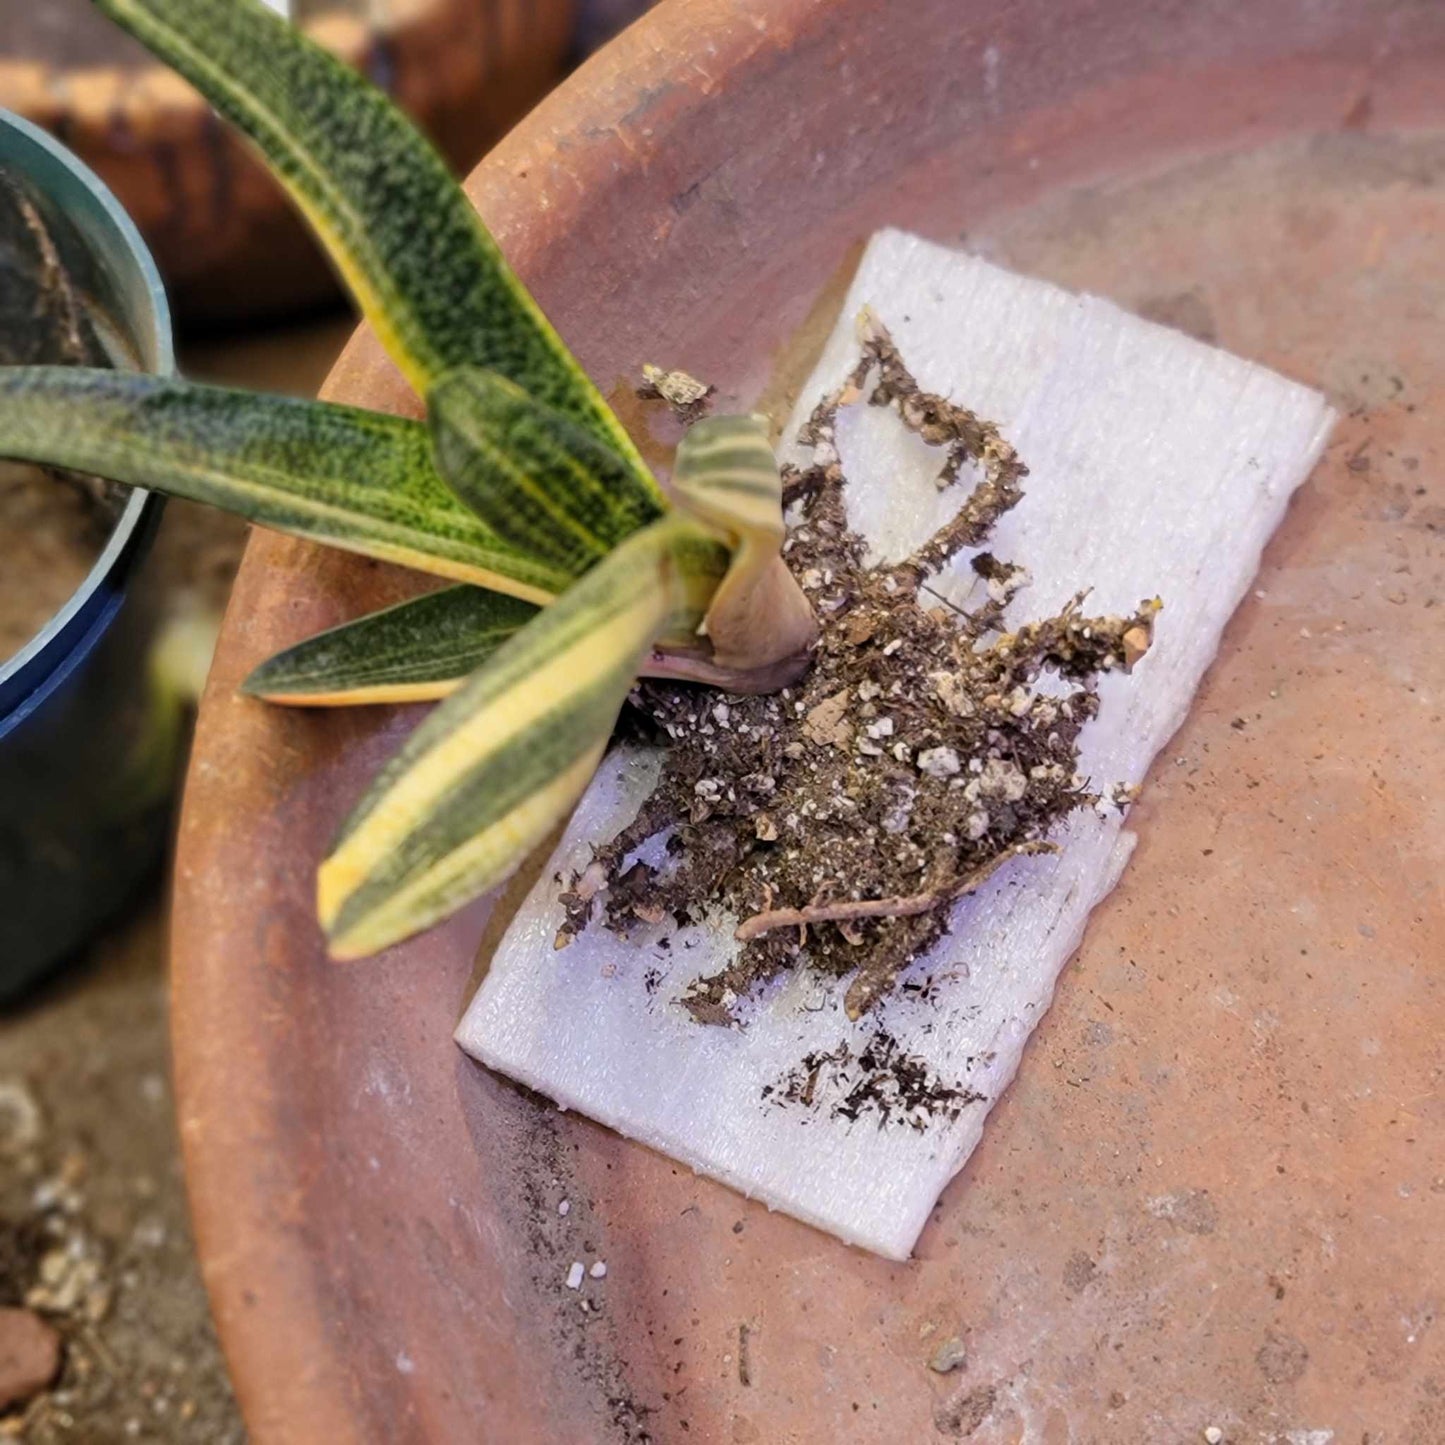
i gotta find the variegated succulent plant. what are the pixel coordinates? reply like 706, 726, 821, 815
0, 0, 816, 957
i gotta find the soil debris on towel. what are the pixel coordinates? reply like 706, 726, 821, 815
561, 317, 1158, 1024
761, 1028, 987, 1130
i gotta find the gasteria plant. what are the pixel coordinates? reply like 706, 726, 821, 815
0, 0, 817, 958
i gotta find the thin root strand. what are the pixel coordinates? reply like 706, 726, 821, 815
735, 840, 1057, 942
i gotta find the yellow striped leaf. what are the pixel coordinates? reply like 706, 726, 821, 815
0, 368, 568, 600
670, 414, 785, 546
318, 519, 702, 958
93, 0, 661, 506
668, 414, 816, 672
669, 413, 785, 610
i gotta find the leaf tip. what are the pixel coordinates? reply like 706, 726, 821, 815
316, 858, 349, 935
236, 668, 271, 700
324, 930, 372, 964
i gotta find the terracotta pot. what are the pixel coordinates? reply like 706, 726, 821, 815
0, 0, 574, 326
173, 0, 1445, 1440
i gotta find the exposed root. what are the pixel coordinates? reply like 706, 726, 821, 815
734, 840, 1056, 942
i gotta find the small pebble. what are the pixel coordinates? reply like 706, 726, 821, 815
0, 1079, 42, 1158
557, 1199, 570, 1217
589, 1260, 607, 1279
0, 1307, 62, 1411
1203, 1428, 1224, 1444
564, 1262, 584, 1290
927, 1336, 967, 1374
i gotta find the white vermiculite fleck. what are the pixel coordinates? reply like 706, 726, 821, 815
917, 746, 962, 779
458, 231, 1334, 1259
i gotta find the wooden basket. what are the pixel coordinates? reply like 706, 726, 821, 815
0, 0, 575, 325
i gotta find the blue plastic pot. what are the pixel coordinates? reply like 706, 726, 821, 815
0, 110, 173, 1003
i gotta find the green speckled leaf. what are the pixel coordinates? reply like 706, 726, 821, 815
0, 368, 567, 599
93, 0, 660, 503
429, 368, 665, 579
242, 586, 538, 706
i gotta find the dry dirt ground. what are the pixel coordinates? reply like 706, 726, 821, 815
0, 905, 245, 1443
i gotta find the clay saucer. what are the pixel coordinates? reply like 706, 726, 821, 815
172, 1, 1445, 1439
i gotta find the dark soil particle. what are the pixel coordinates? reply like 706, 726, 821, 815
562, 317, 1158, 1026
934, 1383, 998, 1438
761, 1029, 986, 1131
